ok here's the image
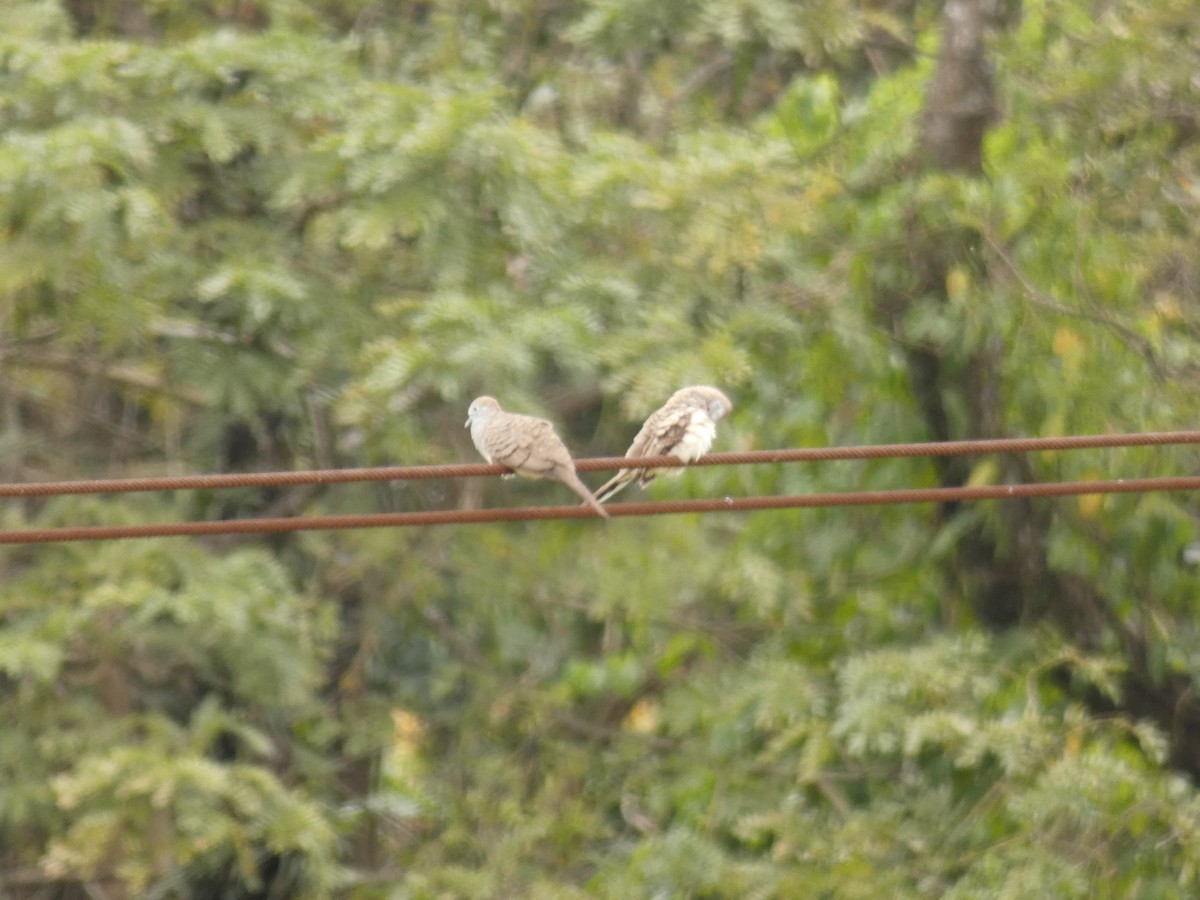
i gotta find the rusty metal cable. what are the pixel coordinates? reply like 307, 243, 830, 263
1, 430, 1198, 499
4, 475, 1200, 544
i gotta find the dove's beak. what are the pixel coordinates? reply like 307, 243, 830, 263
464, 416, 471, 428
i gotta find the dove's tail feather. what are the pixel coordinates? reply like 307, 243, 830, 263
593, 469, 640, 504
563, 471, 611, 520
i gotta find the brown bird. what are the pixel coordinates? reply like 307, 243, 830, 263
466, 396, 609, 519
594, 385, 733, 504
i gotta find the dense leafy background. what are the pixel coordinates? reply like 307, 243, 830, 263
2, 0, 1199, 896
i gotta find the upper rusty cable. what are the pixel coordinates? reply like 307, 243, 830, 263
1, 430, 1198, 498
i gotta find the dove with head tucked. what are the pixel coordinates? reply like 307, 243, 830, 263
466, 396, 610, 519
594, 386, 733, 504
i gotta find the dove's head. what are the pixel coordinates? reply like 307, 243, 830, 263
676, 386, 733, 422
466, 395, 502, 428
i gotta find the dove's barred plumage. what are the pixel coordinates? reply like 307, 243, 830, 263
466, 396, 610, 520
594, 386, 733, 504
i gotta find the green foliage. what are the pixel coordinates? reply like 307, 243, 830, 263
45, 718, 338, 896
0, 517, 336, 893
2, 0, 1200, 894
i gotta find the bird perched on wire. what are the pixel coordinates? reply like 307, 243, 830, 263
466, 396, 610, 519
594, 385, 733, 504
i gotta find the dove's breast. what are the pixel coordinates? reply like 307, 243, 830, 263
672, 412, 717, 463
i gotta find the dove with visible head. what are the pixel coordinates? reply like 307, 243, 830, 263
466, 396, 610, 519
594, 386, 733, 504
